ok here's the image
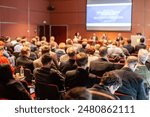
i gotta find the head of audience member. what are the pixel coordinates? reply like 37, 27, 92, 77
127, 38, 132, 44
99, 47, 108, 59
81, 41, 87, 49
82, 38, 88, 42
50, 36, 55, 42
73, 38, 79, 44
40, 45, 50, 55
41, 36, 46, 42
124, 56, 138, 72
66, 47, 76, 59
108, 40, 112, 45
21, 46, 31, 58
58, 43, 66, 50
140, 37, 145, 44
138, 49, 149, 64
35, 36, 40, 42
50, 41, 57, 52
95, 44, 100, 51
16, 37, 21, 43
23, 41, 30, 48
5, 36, 11, 43
0, 64, 13, 84
31, 38, 37, 45
100, 71, 122, 94
76, 52, 88, 68
41, 54, 52, 68
86, 46, 95, 55
66, 38, 73, 45
64, 87, 92, 100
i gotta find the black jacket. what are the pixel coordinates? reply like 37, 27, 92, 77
89, 84, 119, 100
114, 67, 147, 100
34, 67, 64, 90
59, 59, 77, 74
16, 56, 34, 72
65, 68, 100, 90
0, 80, 32, 100
89, 58, 114, 76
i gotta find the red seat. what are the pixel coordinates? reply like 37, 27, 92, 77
35, 82, 62, 100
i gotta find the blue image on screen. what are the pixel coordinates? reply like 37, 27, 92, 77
87, 4, 132, 24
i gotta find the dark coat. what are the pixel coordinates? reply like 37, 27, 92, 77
123, 44, 134, 54
134, 44, 146, 53
59, 59, 77, 74
114, 67, 147, 100
16, 56, 34, 72
0, 80, 32, 100
89, 84, 119, 100
65, 68, 100, 90
89, 58, 114, 76
34, 67, 64, 90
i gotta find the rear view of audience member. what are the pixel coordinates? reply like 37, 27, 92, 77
59, 47, 77, 74
34, 54, 64, 91
0, 64, 32, 100
89, 47, 114, 76
65, 52, 99, 91
16, 46, 34, 72
123, 38, 134, 54
135, 37, 146, 53
115, 56, 147, 100
65, 52, 89, 90
134, 49, 150, 96
64, 87, 92, 100
89, 71, 122, 100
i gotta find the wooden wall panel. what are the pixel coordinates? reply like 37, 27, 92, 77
0, 0, 50, 40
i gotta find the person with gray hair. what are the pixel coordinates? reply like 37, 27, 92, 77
134, 49, 150, 97
114, 56, 147, 100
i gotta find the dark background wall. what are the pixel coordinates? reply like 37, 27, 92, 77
1, 0, 150, 45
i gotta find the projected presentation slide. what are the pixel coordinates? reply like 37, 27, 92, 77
86, 1, 132, 31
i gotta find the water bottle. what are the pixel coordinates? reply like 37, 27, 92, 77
20, 66, 24, 76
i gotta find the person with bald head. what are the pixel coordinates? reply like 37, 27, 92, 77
114, 56, 147, 100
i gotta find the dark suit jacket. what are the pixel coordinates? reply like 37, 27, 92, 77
134, 43, 146, 53
16, 56, 34, 72
114, 67, 147, 100
65, 68, 100, 90
89, 58, 114, 76
0, 80, 31, 100
89, 84, 119, 100
34, 67, 64, 90
59, 59, 77, 74
123, 44, 134, 54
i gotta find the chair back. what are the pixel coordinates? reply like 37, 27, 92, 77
35, 82, 61, 100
